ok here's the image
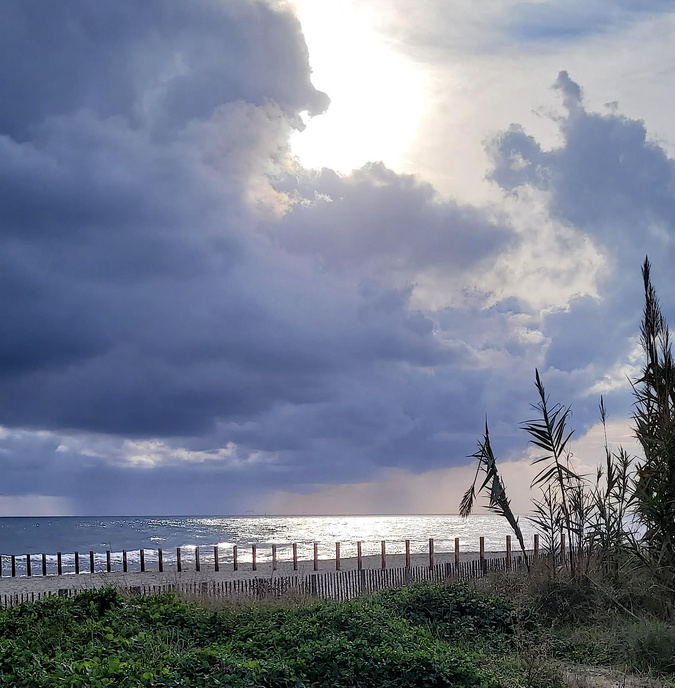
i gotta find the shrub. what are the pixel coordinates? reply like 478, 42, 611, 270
0, 586, 500, 687
371, 582, 515, 645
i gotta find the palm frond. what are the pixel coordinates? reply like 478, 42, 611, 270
460, 421, 530, 570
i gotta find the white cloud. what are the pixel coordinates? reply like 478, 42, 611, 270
363, 6, 675, 206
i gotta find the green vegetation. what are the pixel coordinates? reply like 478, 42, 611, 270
632, 259, 675, 586
454, 256, 675, 686
463, 257, 675, 589
0, 584, 513, 688
475, 561, 675, 683
3, 571, 672, 687
460, 423, 531, 572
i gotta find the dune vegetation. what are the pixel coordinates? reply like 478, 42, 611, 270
1, 564, 674, 687
455, 256, 675, 686
0, 583, 513, 687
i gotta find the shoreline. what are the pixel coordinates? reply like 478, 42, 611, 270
0, 550, 522, 598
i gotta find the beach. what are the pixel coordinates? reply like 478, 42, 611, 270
0, 550, 513, 599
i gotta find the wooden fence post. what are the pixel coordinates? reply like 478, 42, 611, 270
233, 545, 238, 571
405, 540, 411, 568
357, 541, 363, 570
534, 534, 539, 559
122, 550, 128, 573
429, 538, 435, 568
293, 543, 298, 571
214, 546, 219, 572
251, 544, 257, 571
506, 535, 512, 571
455, 537, 460, 569
106, 550, 111, 573
272, 544, 277, 571
57, 552, 62, 576
479, 537, 485, 574
313, 542, 318, 571
89, 551, 95, 574
195, 547, 201, 572
11, 554, 16, 577
335, 542, 340, 571
381, 540, 386, 569
26, 555, 31, 577
176, 548, 182, 573
158, 548, 164, 573
42, 553, 47, 577
140, 549, 145, 573
74, 552, 79, 575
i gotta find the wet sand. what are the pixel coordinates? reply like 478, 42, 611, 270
0, 550, 512, 598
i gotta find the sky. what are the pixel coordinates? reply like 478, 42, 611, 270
0, 0, 673, 516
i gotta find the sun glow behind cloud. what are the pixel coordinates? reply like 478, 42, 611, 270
290, 0, 429, 173
3, 0, 675, 516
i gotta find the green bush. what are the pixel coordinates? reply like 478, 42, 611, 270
0, 586, 505, 687
372, 582, 515, 642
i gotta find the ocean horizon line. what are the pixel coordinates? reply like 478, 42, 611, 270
0, 512, 531, 519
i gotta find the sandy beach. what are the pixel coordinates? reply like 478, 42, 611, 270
0, 550, 514, 599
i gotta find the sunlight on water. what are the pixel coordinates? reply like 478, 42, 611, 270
0, 514, 538, 576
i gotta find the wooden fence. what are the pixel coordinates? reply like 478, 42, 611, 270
0, 554, 528, 609
0, 534, 543, 579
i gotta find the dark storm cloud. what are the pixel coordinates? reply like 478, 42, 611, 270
273, 163, 512, 274
0, 0, 527, 515
0, 0, 337, 438
3, 2, 669, 516
0, 0, 328, 141
0, 103, 319, 436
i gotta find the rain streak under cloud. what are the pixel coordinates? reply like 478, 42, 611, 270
0, 0, 672, 516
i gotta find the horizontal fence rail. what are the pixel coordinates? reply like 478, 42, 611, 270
0, 555, 529, 609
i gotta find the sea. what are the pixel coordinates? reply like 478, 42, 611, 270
0, 514, 538, 576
